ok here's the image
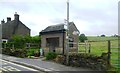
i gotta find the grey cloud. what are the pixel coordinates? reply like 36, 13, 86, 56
0, 0, 118, 36
71, 8, 117, 23
49, 1, 118, 35
0, 2, 31, 12
50, 18, 65, 24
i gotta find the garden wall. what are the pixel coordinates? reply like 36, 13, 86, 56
55, 53, 109, 71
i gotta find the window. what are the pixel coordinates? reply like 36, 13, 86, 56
69, 37, 74, 47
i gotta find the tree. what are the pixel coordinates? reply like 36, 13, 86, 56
101, 34, 105, 37
10, 35, 41, 49
30, 35, 41, 48
31, 35, 41, 43
11, 35, 25, 49
79, 34, 87, 42
24, 35, 32, 43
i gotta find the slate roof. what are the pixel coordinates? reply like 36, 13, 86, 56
40, 22, 79, 35
2, 20, 30, 39
41, 24, 65, 32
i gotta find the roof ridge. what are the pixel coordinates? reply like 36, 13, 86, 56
48, 23, 65, 27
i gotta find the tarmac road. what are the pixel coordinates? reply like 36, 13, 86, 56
0, 59, 44, 73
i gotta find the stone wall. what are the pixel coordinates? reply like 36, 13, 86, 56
41, 32, 79, 55
41, 33, 65, 55
55, 53, 109, 71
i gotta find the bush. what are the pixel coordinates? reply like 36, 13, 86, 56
45, 52, 58, 60
9, 49, 27, 58
2, 48, 11, 55
2, 42, 14, 49
26, 48, 36, 56
2, 47, 27, 58
55, 55, 65, 64
34, 50, 40, 57
26, 48, 40, 57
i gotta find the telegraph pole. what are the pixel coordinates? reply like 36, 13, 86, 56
66, 0, 69, 65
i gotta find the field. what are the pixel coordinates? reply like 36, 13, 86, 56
78, 36, 119, 69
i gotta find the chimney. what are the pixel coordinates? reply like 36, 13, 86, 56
1, 19, 5, 24
7, 17, 11, 22
14, 12, 19, 21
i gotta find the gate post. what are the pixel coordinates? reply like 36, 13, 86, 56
108, 40, 111, 65
88, 44, 91, 53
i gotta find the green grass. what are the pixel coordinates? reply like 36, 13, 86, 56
79, 36, 119, 70
87, 36, 118, 41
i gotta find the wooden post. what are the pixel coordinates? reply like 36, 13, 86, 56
108, 40, 111, 65
85, 40, 87, 53
88, 44, 91, 53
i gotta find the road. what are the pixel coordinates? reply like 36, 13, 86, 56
0, 59, 44, 73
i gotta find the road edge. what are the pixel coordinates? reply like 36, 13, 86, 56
2, 59, 52, 73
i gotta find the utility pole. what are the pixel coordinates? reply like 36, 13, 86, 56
66, 0, 69, 65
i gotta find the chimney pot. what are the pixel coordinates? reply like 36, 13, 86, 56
1, 19, 5, 24
14, 12, 19, 21
7, 17, 11, 22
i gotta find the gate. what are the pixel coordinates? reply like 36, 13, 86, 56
78, 40, 91, 53
111, 46, 119, 71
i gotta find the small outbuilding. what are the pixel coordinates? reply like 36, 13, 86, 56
40, 22, 80, 55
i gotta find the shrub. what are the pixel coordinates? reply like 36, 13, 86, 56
46, 52, 58, 60
9, 49, 27, 58
26, 48, 40, 57
34, 50, 40, 57
26, 48, 35, 56
2, 47, 27, 58
2, 48, 11, 55
55, 55, 65, 64
2, 42, 13, 49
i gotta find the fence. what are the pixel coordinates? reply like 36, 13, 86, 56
111, 46, 119, 71
78, 41, 91, 53
78, 39, 119, 70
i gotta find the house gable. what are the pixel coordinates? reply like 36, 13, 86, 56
1, 13, 31, 40
69, 22, 80, 36
15, 21, 30, 36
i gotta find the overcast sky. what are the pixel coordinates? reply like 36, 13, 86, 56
0, 0, 119, 36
